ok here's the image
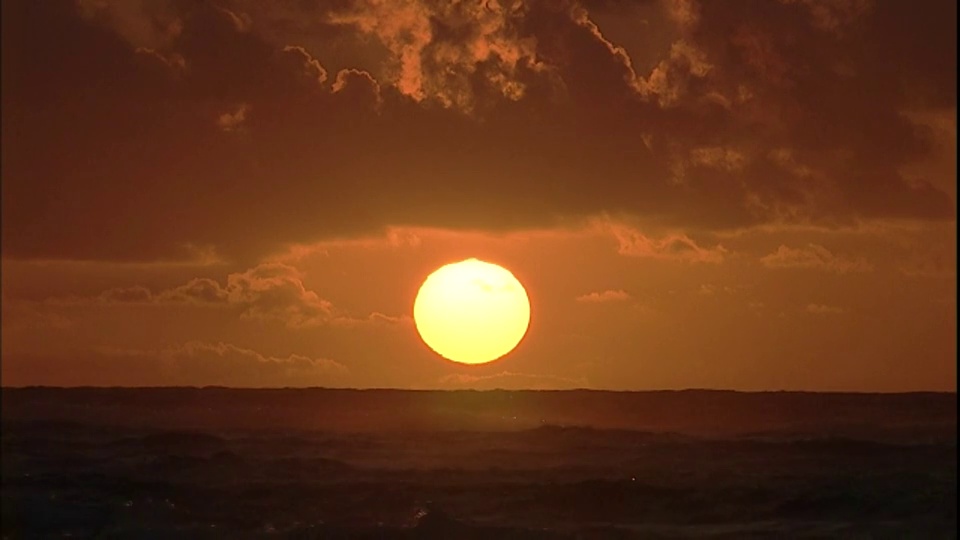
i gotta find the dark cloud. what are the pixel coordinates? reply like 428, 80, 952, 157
2, 0, 954, 263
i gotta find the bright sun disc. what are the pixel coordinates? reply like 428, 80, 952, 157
413, 258, 531, 365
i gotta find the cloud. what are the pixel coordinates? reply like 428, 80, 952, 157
688, 146, 746, 172
698, 284, 737, 296
2, 341, 347, 387
780, 0, 872, 35
331, 311, 414, 327
331, 68, 382, 104
640, 39, 712, 107
76, 0, 183, 50
217, 263, 334, 326
99, 285, 155, 304
2, 0, 954, 263
805, 303, 844, 314
157, 278, 230, 304
270, 227, 424, 262
134, 47, 186, 72
327, 0, 545, 111
84, 263, 407, 328
439, 371, 589, 390
95, 263, 333, 327
760, 244, 873, 273
157, 341, 347, 381
602, 223, 728, 263
217, 103, 250, 132
576, 289, 631, 303
215, 6, 252, 33
282, 45, 328, 86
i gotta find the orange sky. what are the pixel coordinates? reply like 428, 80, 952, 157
2, 0, 956, 391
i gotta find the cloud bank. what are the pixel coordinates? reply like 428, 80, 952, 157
2, 0, 954, 263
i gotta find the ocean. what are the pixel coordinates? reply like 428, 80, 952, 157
1, 387, 956, 538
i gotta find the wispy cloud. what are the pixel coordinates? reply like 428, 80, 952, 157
217, 103, 250, 132
59, 263, 404, 329
576, 289, 631, 303
761, 244, 873, 274
598, 222, 728, 263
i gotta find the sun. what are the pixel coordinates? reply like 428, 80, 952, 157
413, 258, 531, 365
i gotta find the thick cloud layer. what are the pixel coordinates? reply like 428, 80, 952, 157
2, 0, 954, 262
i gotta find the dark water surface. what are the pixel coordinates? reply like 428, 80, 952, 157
2, 388, 956, 538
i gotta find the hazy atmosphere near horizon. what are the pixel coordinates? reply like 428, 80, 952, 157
2, 0, 957, 392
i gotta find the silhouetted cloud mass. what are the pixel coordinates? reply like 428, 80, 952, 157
2, 0, 954, 263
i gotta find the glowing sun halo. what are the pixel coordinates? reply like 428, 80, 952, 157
413, 258, 531, 365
